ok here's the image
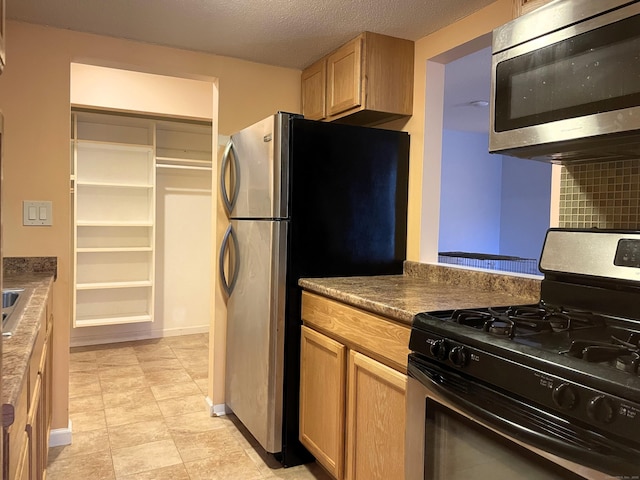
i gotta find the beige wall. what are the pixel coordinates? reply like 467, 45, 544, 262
70, 63, 215, 119
404, 0, 514, 262
0, 20, 300, 430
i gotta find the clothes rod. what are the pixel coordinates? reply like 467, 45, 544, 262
156, 164, 212, 171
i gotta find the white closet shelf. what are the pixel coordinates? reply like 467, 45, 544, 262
76, 139, 153, 150
76, 181, 153, 188
76, 221, 153, 227
76, 280, 153, 290
77, 247, 152, 253
75, 314, 153, 327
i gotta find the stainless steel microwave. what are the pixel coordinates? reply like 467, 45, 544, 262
489, 0, 640, 164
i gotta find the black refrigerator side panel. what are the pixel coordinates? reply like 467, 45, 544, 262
288, 118, 409, 278
280, 282, 314, 467
279, 118, 410, 466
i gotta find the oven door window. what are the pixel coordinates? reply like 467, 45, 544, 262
424, 398, 582, 480
494, 13, 640, 132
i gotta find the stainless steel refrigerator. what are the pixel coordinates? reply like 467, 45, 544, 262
218, 112, 409, 466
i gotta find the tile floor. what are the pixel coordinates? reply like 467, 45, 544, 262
47, 333, 332, 480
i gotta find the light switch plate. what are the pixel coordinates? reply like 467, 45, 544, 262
23, 201, 52, 226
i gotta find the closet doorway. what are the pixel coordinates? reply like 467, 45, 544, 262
70, 110, 213, 346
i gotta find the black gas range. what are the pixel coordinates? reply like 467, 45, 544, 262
409, 228, 640, 477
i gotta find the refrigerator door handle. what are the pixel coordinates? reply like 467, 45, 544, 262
219, 224, 240, 296
220, 140, 240, 215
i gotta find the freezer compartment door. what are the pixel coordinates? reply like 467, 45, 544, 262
221, 114, 289, 219
225, 218, 288, 453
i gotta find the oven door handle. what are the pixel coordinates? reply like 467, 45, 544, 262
408, 361, 640, 476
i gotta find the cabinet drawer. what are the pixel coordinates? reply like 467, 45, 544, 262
301, 291, 410, 373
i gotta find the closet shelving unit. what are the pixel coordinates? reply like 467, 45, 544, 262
71, 111, 213, 329
72, 112, 156, 327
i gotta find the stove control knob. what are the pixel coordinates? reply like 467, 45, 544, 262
449, 346, 469, 368
552, 383, 578, 410
429, 340, 448, 360
587, 395, 615, 424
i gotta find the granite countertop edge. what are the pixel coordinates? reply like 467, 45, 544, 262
2, 272, 55, 423
299, 263, 542, 326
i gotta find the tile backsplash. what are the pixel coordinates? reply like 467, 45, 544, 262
559, 159, 640, 229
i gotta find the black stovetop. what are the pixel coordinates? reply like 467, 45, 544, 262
411, 228, 640, 400
411, 303, 640, 403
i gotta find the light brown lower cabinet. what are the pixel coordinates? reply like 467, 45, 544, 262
299, 292, 409, 480
16, 434, 29, 480
300, 326, 346, 479
3, 288, 54, 480
345, 351, 406, 480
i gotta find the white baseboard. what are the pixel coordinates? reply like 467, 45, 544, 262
70, 325, 209, 348
49, 420, 72, 447
206, 396, 228, 417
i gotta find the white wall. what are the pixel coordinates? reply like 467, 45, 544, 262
70, 63, 213, 119
499, 155, 551, 259
155, 169, 212, 337
439, 130, 552, 262
439, 129, 502, 253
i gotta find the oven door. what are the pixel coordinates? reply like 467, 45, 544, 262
405, 355, 631, 480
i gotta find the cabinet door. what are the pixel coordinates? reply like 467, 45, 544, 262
327, 37, 362, 117
16, 436, 29, 480
345, 351, 406, 480
301, 59, 327, 121
26, 374, 42, 480
299, 326, 346, 479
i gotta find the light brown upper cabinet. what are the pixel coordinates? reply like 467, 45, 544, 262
301, 32, 414, 126
326, 37, 363, 118
514, 0, 554, 16
301, 59, 327, 121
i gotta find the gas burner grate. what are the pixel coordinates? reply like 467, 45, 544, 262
564, 331, 640, 373
450, 305, 605, 339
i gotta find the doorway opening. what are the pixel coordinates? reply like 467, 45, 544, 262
436, 45, 551, 275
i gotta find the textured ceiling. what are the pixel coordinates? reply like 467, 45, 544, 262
6, 0, 496, 70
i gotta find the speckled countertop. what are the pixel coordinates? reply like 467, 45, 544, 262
299, 261, 542, 325
2, 257, 56, 426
